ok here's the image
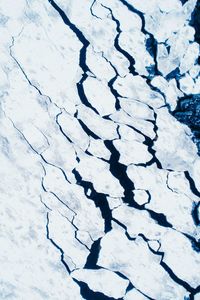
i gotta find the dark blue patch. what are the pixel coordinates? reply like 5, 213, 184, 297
190, 0, 200, 44
73, 280, 124, 300
85, 238, 102, 269
172, 95, 200, 154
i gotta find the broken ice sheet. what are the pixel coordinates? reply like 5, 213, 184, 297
72, 268, 129, 299
98, 224, 189, 299
1, 0, 200, 298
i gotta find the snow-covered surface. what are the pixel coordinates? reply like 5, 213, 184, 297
0, 0, 200, 299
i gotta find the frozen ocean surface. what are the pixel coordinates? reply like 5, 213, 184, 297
0, 0, 200, 299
